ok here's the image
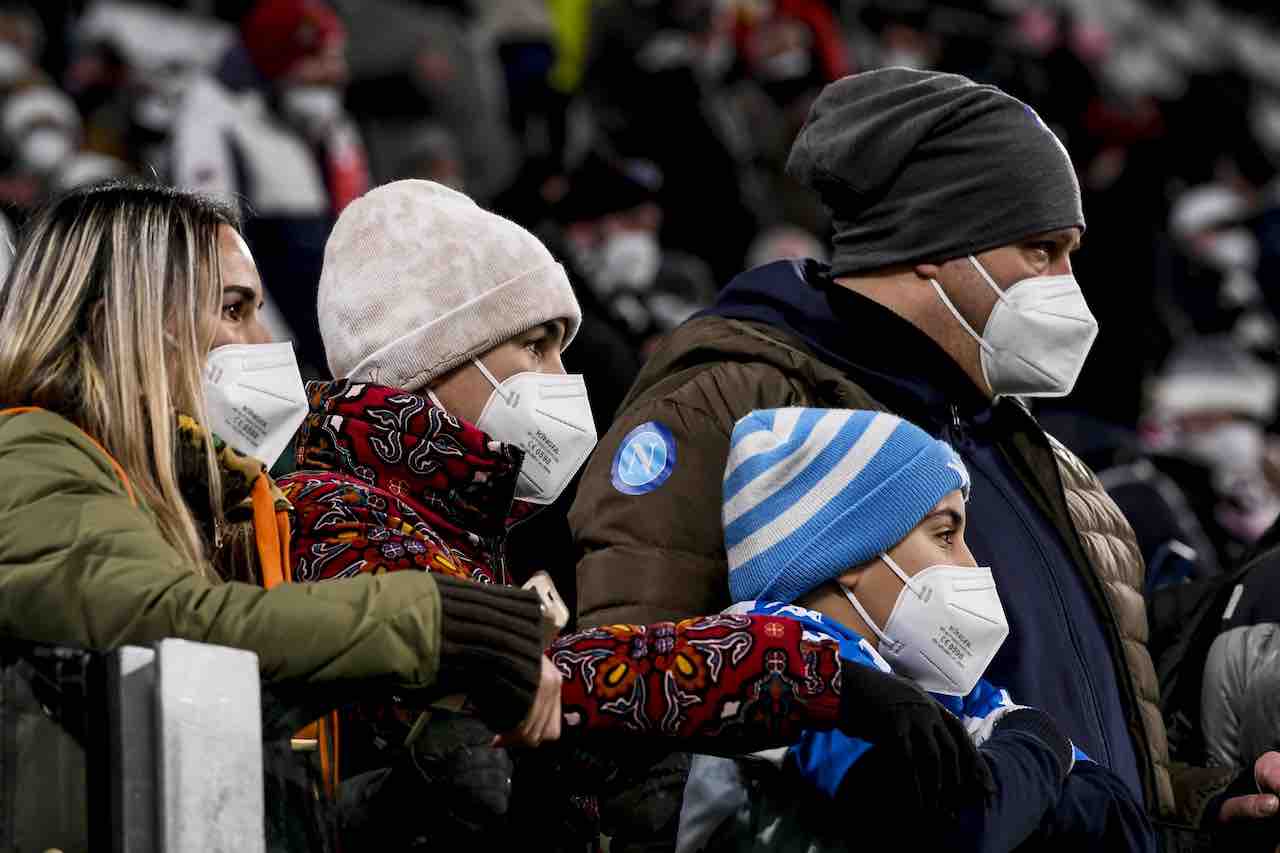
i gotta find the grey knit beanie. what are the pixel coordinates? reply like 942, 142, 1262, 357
786, 68, 1084, 277
318, 180, 582, 390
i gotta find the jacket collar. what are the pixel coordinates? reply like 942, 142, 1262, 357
292, 379, 529, 538
700, 259, 997, 428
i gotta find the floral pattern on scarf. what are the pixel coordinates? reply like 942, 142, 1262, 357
279, 380, 532, 585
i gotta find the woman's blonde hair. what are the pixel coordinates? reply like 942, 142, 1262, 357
0, 181, 240, 575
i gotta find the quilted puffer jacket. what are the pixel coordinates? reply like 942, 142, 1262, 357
1201, 529, 1280, 770
571, 260, 1231, 826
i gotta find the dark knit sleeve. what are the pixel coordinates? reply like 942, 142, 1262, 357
550, 613, 842, 748
433, 575, 546, 732
827, 711, 1068, 852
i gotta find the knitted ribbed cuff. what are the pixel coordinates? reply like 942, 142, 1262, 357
992, 708, 1074, 785
434, 575, 545, 732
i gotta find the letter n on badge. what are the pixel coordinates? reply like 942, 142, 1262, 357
611, 421, 677, 495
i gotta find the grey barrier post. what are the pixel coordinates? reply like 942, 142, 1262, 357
108, 640, 265, 853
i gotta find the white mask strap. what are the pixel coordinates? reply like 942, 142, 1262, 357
967, 255, 1007, 301
879, 552, 922, 596
929, 277, 994, 355
426, 389, 446, 410
838, 581, 894, 648
472, 357, 511, 402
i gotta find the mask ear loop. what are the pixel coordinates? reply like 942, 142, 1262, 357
967, 255, 1009, 303
929, 277, 994, 357
471, 357, 513, 404
838, 580, 896, 651
879, 552, 922, 597
426, 359, 505, 411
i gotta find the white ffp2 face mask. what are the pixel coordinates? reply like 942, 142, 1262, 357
20, 127, 74, 175
931, 255, 1099, 398
280, 85, 343, 138
841, 553, 1009, 696
470, 358, 597, 505
203, 342, 309, 466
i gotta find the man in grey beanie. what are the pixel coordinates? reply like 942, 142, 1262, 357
572, 67, 1280, 846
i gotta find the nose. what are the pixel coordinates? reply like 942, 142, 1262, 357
544, 348, 567, 376
247, 318, 273, 346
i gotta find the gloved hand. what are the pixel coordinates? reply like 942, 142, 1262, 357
837, 664, 995, 812
988, 707, 1074, 786
964, 702, 1029, 748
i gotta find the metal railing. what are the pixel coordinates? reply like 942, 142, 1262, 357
2, 639, 267, 852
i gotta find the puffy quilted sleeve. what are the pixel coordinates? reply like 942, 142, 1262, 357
0, 413, 444, 690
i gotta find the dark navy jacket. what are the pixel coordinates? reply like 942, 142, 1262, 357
701, 259, 1146, 802
679, 601, 1153, 852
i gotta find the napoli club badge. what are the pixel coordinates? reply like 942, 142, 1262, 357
611, 421, 677, 495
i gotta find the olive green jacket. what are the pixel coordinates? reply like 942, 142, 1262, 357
0, 408, 443, 689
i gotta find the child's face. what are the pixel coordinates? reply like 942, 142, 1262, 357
877, 489, 975, 579
799, 489, 976, 636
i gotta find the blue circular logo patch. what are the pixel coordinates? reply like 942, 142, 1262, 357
611, 421, 676, 495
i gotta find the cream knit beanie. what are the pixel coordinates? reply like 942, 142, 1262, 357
318, 180, 582, 390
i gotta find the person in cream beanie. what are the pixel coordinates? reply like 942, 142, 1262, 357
317, 179, 582, 389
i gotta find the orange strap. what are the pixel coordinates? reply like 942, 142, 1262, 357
251, 475, 290, 588
315, 711, 341, 800
0, 406, 137, 506
250, 474, 340, 798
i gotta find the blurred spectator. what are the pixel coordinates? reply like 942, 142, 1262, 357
1139, 337, 1280, 569
1202, 521, 1280, 773
579, 0, 759, 283
170, 0, 369, 373
745, 223, 827, 269
51, 149, 129, 194
69, 1, 235, 174
0, 1, 43, 89
1161, 183, 1275, 351
731, 0, 851, 105
0, 86, 81, 210
555, 150, 717, 353
337, 0, 519, 201
392, 123, 465, 190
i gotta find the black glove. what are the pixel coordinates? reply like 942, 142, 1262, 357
989, 708, 1074, 786
837, 664, 995, 813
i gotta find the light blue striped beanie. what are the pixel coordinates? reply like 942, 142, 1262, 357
724, 408, 970, 604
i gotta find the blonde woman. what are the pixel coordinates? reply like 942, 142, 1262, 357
0, 183, 561, 823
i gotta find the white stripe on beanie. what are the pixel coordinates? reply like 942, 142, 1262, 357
724, 407, 804, 481
723, 409, 846, 526
725, 412, 897, 571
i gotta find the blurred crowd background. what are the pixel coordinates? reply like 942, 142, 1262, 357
6, 0, 1280, 583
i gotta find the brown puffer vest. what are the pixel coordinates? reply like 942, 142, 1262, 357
1050, 436, 1174, 814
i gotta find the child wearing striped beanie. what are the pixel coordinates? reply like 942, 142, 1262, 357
678, 409, 1153, 852
721, 407, 1009, 698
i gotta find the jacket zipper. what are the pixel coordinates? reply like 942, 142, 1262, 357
1036, 429, 1158, 807
946, 405, 1115, 767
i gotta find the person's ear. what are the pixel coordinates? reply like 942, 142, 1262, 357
914, 261, 942, 279
836, 565, 865, 594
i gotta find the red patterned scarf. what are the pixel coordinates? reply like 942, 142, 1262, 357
280, 380, 535, 585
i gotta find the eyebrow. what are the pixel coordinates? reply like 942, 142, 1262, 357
923, 508, 963, 527
222, 284, 263, 306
